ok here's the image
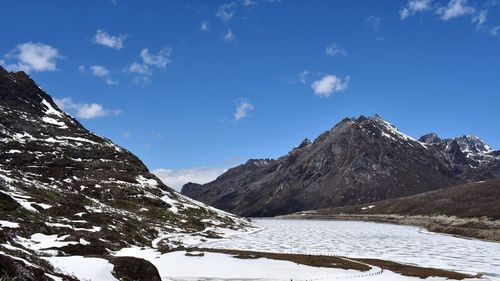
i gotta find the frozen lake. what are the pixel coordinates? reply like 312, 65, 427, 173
202, 218, 500, 280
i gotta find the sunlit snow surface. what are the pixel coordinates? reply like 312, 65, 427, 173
115, 248, 442, 281
201, 219, 500, 280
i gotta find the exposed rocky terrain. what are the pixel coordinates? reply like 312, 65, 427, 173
419, 133, 500, 180
0, 66, 250, 280
286, 179, 500, 241
182, 115, 499, 217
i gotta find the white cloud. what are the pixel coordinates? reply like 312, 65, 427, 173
398, 0, 494, 35
490, 25, 500, 37
125, 47, 172, 83
364, 15, 381, 31
400, 0, 433, 20
93, 30, 127, 50
242, 0, 256, 6
133, 76, 152, 85
2, 42, 62, 73
54, 97, 121, 119
79, 65, 117, 85
89, 65, 109, 77
216, 2, 237, 23
472, 10, 487, 27
140, 48, 171, 69
126, 62, 152, 75
325, 43, 347, 57
297, 70, 309, 84
223, 29, 236, 43
200, 20, 211, 32
234, 98, 254, 121
311, 74, 350, 98
437, 0, 475, 21
152, 167, 227, 191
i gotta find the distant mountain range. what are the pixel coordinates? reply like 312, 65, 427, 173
182, 115, 500, 217
0, 66, 248, 280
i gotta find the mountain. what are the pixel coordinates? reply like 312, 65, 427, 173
0, 67, 249, 280
182, 115, 500, 217
419, 133, 500, 180
287, 179, 500, 241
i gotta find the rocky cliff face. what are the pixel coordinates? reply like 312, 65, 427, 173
182, 115, 495, 217
420, 134, 500, 180
0, 67, 249, 280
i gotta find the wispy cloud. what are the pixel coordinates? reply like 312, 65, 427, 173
311, 75, 350, 98
234, 98, 254, 121
279, 70, 309, 85
472, 10, 488, 28
126, 62, 151, 75
122, 131, 133, 139
297, 70, 309, 84
93, 30, 127, 50
400, 0, 433, 20
325, 43, 347, 57
436, 0, 475, 21
89, 65, 109, 77
200, 20, 211, 32
54, 97, 121, 119
79, 65, 117, 85
140, 48, 171, 68
216, 2, 237, 23
399, 0, 497, 37
490, 25, 500, 37
152, 167, 227, 191
125, 47, 172, 84
2, 42, 62, 73
223, 29, 236, 43
365, 15, 381, 31
133, 76, 152, 86
241, 0, 256, 6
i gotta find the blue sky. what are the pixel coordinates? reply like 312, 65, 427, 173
1, 0, 499, 189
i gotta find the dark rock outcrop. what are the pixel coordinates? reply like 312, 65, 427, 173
111, 257, 161, 281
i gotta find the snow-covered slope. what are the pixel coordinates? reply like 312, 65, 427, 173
0, 66, 250, 280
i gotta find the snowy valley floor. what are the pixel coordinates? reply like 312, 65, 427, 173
38, 218, 500, 281
46, 248, 479, 281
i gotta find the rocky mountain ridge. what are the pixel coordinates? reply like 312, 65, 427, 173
182, 115, 499, 217
419, 133, 500, 180
0, 66, 250, 280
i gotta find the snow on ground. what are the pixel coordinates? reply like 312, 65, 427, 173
43, 256, 118, 281
41, 116, 67, 128
15, 233, 81, 251
203, 219, 500, 280
0, 220, 20, 228
41, 99, 63, 118
112, 248, 453, 281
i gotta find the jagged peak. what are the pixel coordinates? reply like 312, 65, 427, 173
453, 134, 492, 153
419, 133, 441, 144
245, 158, 273, 167
294, 138, 312, 150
